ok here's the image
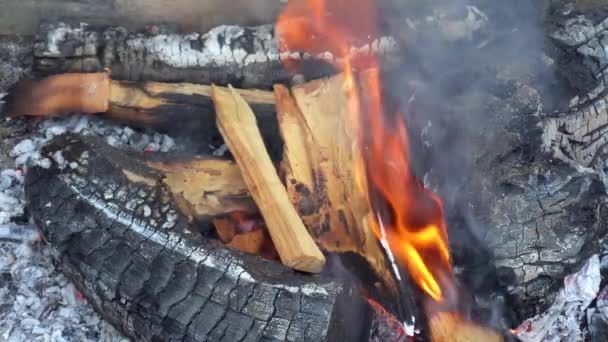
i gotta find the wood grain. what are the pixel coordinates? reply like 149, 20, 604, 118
212, 84, 326, 273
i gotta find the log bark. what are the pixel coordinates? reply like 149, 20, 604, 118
33, 22, 399, 89
212, 84, 326, 273
274, 79, 397, 294
24, 133, 382, 342
0, 0, 284, 36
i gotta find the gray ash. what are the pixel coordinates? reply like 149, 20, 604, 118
0, 115, 188, 341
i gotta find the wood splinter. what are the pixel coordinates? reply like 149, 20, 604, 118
211, 84, 326, 273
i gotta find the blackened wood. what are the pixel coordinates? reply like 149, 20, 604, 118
549, 14, 608, 97
24, 133, 386, 342
33, 22, 399, 89
106, 80, 280, 151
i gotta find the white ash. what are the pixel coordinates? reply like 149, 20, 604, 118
0, 115, 179, 341
211, 143, 229, 157
10, 115, 178, 171
515, 255, 601, 342
0, 170, 24, 225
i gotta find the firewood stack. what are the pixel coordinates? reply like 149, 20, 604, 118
6, 64, 513, 341
6, 69, 403, 288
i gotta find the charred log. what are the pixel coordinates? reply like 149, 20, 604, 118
33, 22, 398, 89
409, 72, 608, 321
549, 14, 608, 98
24, 133, 390, 342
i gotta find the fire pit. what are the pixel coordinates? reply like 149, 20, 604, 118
3, 0, 608, 341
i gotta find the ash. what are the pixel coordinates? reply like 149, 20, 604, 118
514, 254, 608, 342
0, 115, 180, 341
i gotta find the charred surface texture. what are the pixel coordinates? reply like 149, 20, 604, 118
415, 76, 608, 320
549, 14, 608, 97
25, 133, 377, 342
546, 14, 608, 182
394, 21, 608, 322
34, 22, 398, 89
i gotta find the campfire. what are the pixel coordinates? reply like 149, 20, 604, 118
3, 0, 608, 341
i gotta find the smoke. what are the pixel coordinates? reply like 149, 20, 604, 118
379, 0, 563, 329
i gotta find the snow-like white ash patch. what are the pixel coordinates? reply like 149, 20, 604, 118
10, 116, 176, 172
0, 115, 181, 341
515, 255, 602, 342
0, 241, 127, 342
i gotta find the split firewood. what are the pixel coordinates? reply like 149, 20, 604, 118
146, 158, 257, 220
428, 312, 504, 342
106, 80, 276, 128
274, 77, 396, 289
144, 157, 278, 258
211, 84, 326, 273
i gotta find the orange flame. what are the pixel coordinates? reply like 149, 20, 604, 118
277, 0, 453, 302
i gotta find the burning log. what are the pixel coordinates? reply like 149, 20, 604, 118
274, 78, 399, 293
24, 133, 383, 342
211, 84, 326, 273
33, 22, 398, 88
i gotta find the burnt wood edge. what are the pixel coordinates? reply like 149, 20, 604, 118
24, 133, 377, 341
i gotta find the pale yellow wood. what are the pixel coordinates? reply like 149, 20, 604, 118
276, 74, 396, 291
146, 158, 257, 219
211, 84, 326, 273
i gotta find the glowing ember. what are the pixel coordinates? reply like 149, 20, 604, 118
229, 210, 261, 233
277, 0, 453, 303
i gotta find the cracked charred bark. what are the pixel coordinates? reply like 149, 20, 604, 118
24, 133, 383, 342
33, 22, 398, 89
412, 74, 608, 320
376, 8, 608, 321
546, 13, 608, 181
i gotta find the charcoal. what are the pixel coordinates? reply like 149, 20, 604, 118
24, 133, 383, 342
